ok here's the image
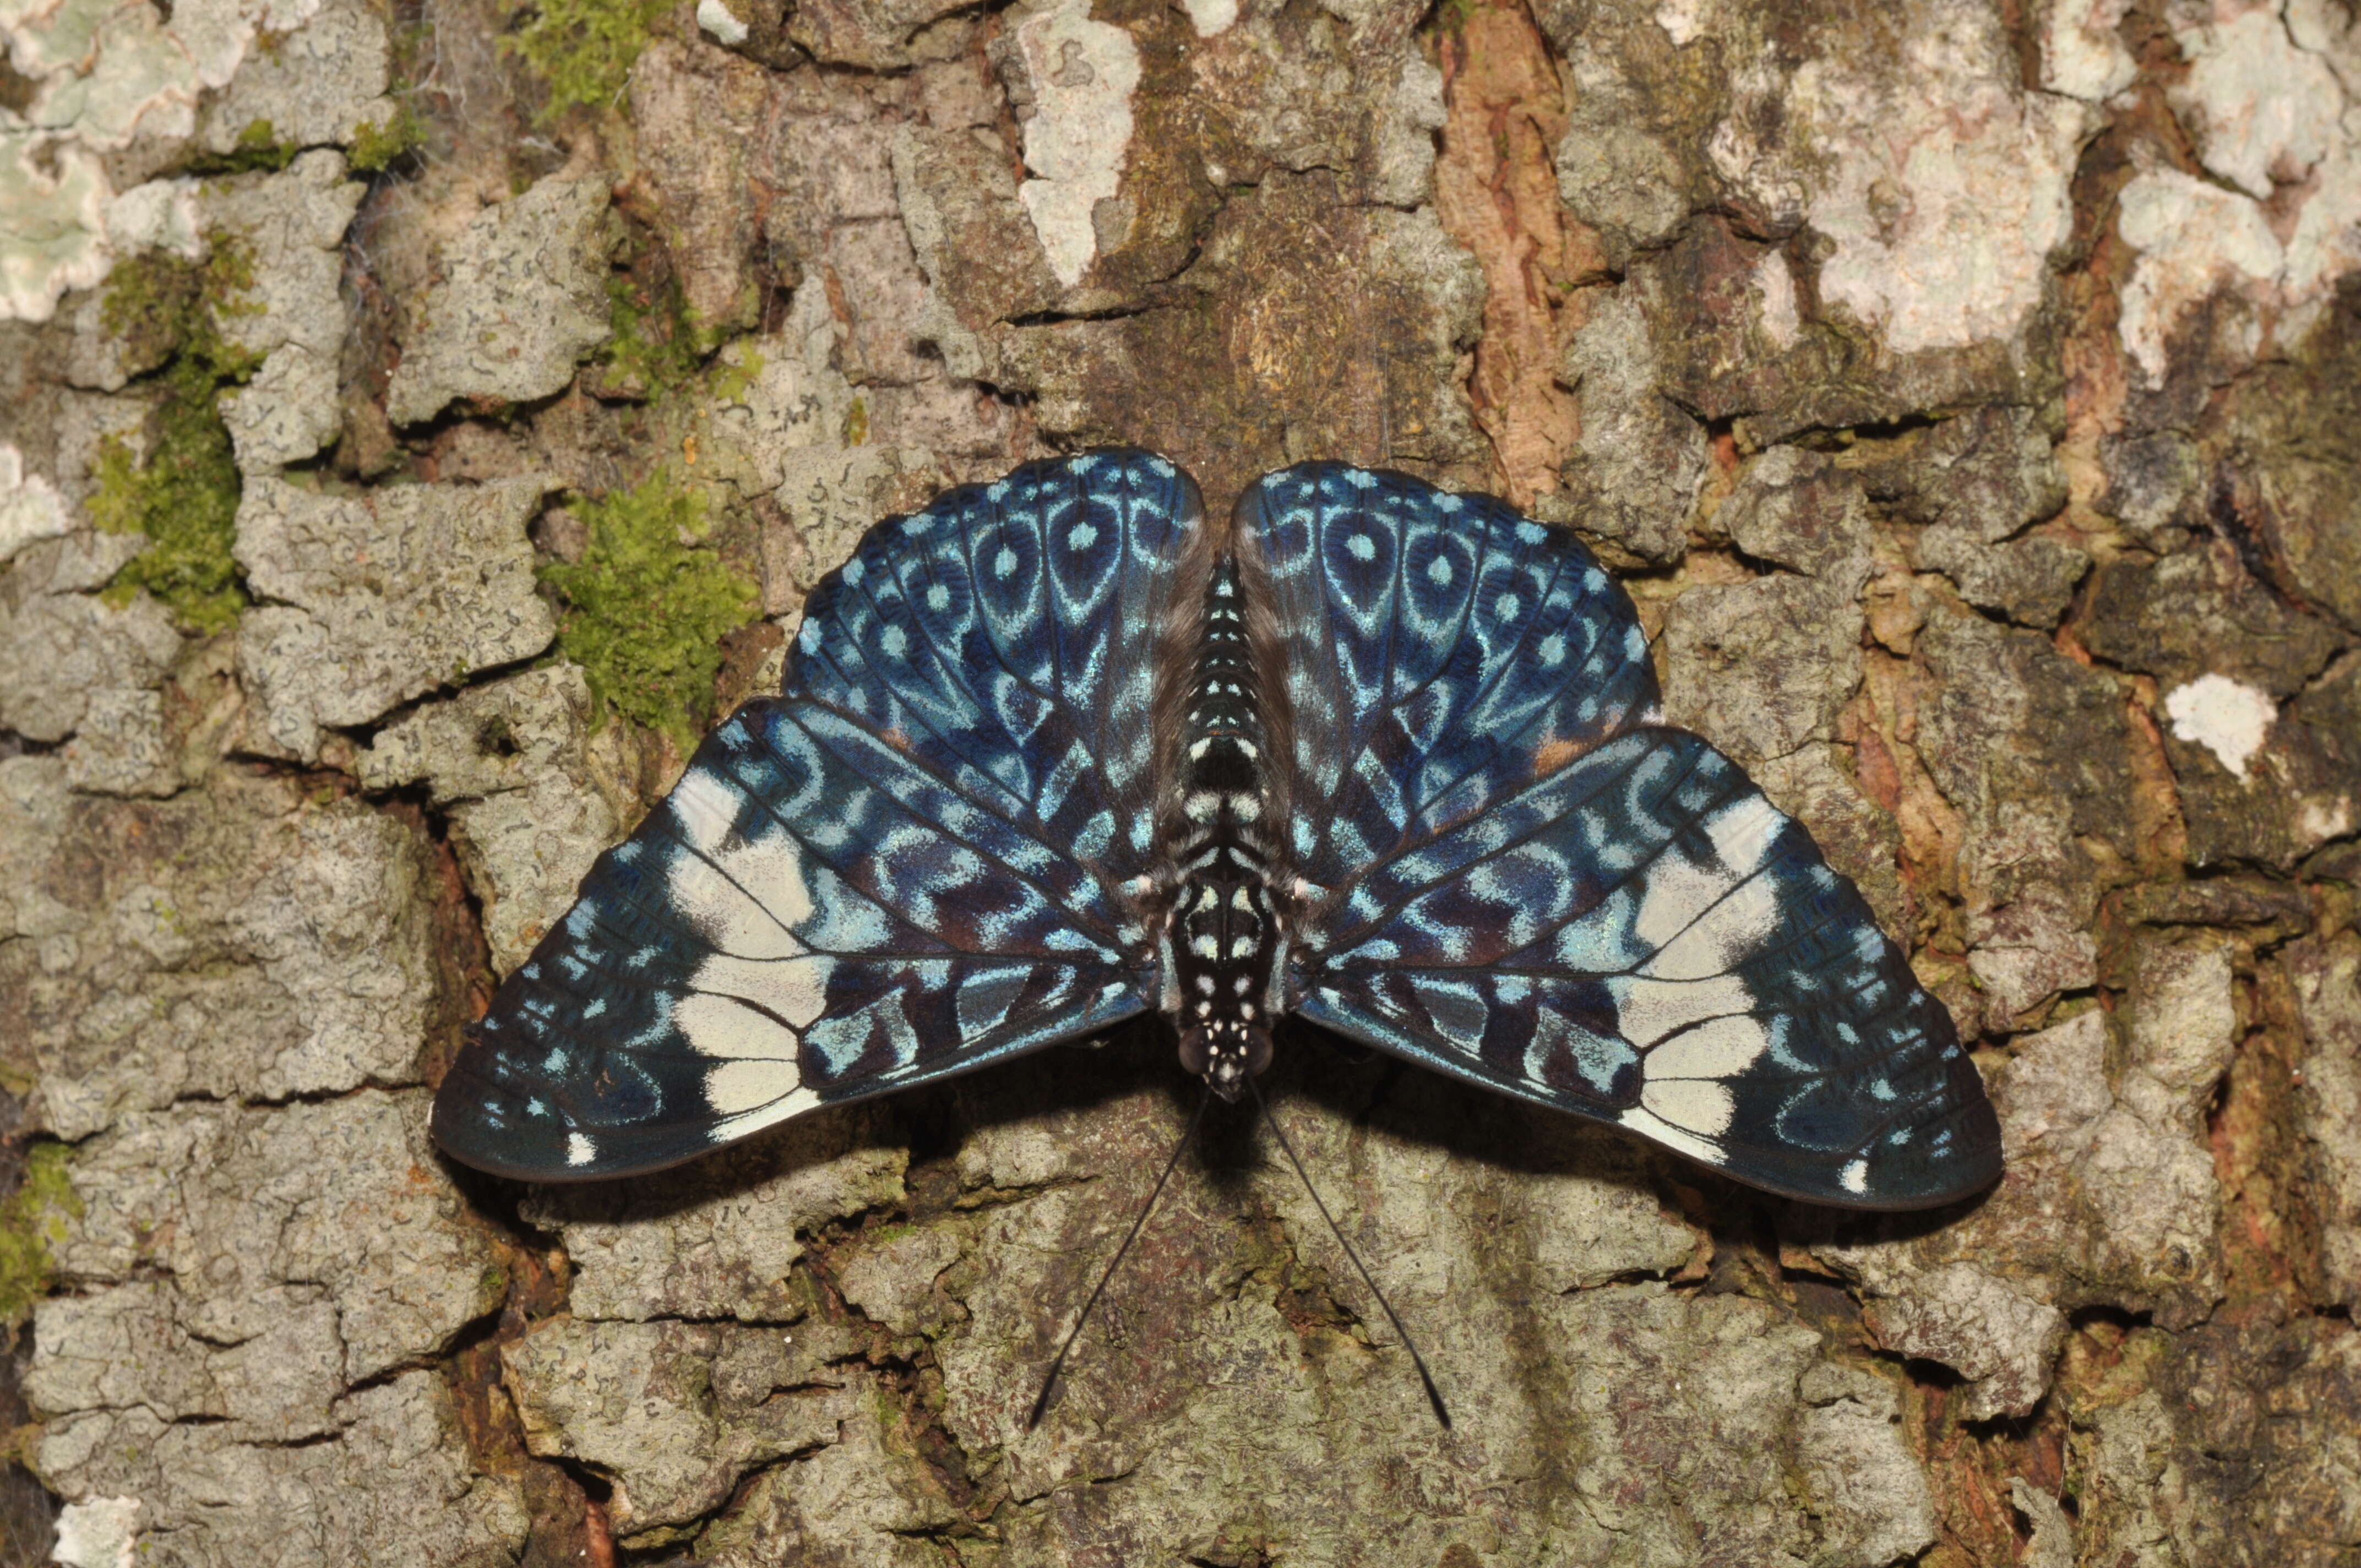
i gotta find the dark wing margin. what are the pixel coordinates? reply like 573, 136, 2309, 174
433, 450, 1202, 1180
1241, 464, 2001, 1210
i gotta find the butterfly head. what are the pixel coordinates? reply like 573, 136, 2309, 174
1178, 1008, 1272, 1102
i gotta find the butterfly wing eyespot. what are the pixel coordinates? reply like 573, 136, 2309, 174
1241, 462, 2002, 1211
432, 450, 1203, 1182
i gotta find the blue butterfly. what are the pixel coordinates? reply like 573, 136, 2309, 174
432, 449, 2001, 1212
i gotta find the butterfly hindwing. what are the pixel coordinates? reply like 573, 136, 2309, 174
433, 451, 1201, 1180
1244, 465, 2002, 1210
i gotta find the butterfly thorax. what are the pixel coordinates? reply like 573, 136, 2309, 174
1160, 560, 1285, 1100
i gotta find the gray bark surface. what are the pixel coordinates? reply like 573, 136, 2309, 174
2, 0, 2360, 1561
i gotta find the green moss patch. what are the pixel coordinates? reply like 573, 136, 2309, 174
206, 118, 300, 173
179, 118, 301, 176
596, 268, 766, 404
100, 239, 260, 380
542, 473, 760, 745
503, 0, 672, 124
0, 1145, 82, 1332
599, 272, 702, 400
707, 340, 764, 405
90, 359, 248, 634
349, 105, 425, 173
91, 242, 263, 635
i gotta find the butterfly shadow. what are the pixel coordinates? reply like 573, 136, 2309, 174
438, 1014, 1994, 1284
1257, 1017, 1678, 1188
896, 1014, 1725, 1223
1242, 1022, 2002, 1290
443, 1019, 1206, 1242
891, 1015, 1680, 1210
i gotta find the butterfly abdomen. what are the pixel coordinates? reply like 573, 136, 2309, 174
1162, 560, 1285, 1097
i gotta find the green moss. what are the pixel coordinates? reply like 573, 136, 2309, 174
600, 274, 765, 406
502, 0, 672, 124
91, 361, 248, 634
542, 473, 760, 745
0, 1145, 83, 1331
101, 239, 261, 382
349, 104, 424, 172
600, 273, 702, 400
708, 341, 764, 405
188, 118, 300, 175
90, 241, 262, 635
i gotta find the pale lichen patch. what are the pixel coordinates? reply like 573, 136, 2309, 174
104, 179, 204, 262
1802, 72, 2088, 354
0, 0, 384, 323
2115, 168, 2283, 387
382, 175, 616, 426
2169, 4, 2344, 201
1182, 0, 1236, 36
1705, 2, 2092, 355
2113, 1, 2361, 384
1000, 0, 1141, 288
695, 0, 749, 45
0, 134, 112, 322
1654, 0, 1707, 46
51, 1494, 139, 1568
1751, 247, 1799, 349
2039, 0, 2135, 101
2164, 673, 2277, 781
0, 443, 74, 564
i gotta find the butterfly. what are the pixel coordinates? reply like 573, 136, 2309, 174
431, 449, 2002, 1213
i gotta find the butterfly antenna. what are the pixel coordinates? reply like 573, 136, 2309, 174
1248, 1076, 1452, 1430
1027, 1085, 1211, 1429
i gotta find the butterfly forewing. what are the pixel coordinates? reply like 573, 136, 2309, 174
1238, 465, 1662, 918
1241, 463, 2003, 1210
432, 451, 1202, 1180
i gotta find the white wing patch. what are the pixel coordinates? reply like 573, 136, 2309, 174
712, 1087, 824, 1145
1632, 855, 1733, 950
689, 952, 835, 1032
1645, 872, 1780, 980
665, 808, 840, 1126
1630, 794, 1785, 969
706, 1057, 808, 1115
674, 992, 800, 1060
667, 774, 818, 955
1613, 798, 1791, 1148
1618, 1104, 1728, 1167
1705, 794, 1781, 874
1646, 1014, 1770, 1080
1640, 1077, 1736, 1137
1609, 971, 1754, 1047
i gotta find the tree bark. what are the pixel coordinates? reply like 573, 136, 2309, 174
2, 0, 2359, 1561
